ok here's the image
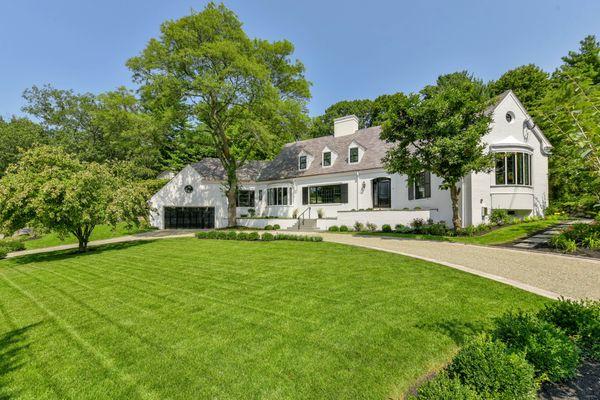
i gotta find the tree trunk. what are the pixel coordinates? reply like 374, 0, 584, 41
226, 168, 238, 228
450, 184, 462, 231
77, 237, 88, 253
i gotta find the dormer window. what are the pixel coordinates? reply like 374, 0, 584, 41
349, 147, 359, 164
299, 155, 307, 170
323, 151, 331, 167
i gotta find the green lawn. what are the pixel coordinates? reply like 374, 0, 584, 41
22, 223, 152, 250
0, 239, 547, 399
359, 218, 563, 246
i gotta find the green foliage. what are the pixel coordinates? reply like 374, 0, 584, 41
366, 222, 377, 232
273, 224, 281, 230
0, 117, 47, 177
382, 72, 493, 230
328, 225, 339, 232
394, 224, 411, 233
0, 146, 150, 251
261, 232, 274, 241
236, 231, 249, 240
195, 231, 208, 239
226, 231, 238, 240
538, 298, 600, 360
492, 311, 580, 381
127, 3, 310, 226
490, 64, 550, 110
552, 223, 600, 250
409, 372, 479, 400
490, 209, 510, 225
0, 239, 25, 253
447, 335, 537, 400
381, 224, 392, 233
339, 225, 349, 232
247, 232, 260, 241
264, 225, 274, 230
353, 222, 365, 232
549, 235, 577, 253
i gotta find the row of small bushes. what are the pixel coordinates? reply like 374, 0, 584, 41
263, 224, 281, 230
550, 222, 600, 253
0, 239, 26, 259
411, 298, 599, 399
196, 230, 323, 242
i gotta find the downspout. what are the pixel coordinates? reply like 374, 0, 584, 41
355, 171, 360, 209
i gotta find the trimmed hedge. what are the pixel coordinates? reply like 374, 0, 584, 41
328, 225, 339, 232
339, 225, 349, 232
381, 224, 392, 233
409, 372, 478, 400
196, 231, 323, 243
492, 311, 580, 381
447, 335, 537, 400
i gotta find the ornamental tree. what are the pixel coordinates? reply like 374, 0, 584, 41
127, 3, 310, 227
0, 146, 150, 252
381, 72, 493, 230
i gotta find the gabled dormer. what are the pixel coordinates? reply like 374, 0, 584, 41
298, 150, 313, 171
321, 145, 337, 168
347, 140, 365, 164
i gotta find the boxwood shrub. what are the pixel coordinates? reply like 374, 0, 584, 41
0, 248, 8, 260
264, 224, 274, 230
447, 335, 537, 400
236, 231, 249, 241
195, 231, 208, 239
409, 372, 478, 400
339, 225, 349, 232
226, 231, 238, 240
0, 240, 25, 252
273, 224, 281, 230
381, 224, 392, 233
247, 232, 260, 241
261, 232, 274, 241
328, 225, 339, 232
492, 311, 580, 381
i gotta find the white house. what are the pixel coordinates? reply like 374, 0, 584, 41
149, 91, 552, 230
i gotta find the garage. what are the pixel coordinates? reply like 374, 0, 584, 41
163, 207, 215, 229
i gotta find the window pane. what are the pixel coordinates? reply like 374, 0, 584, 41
495, 154, 505, 185
282, 188, 288, 205
517, 153, 524, 185
350, 148, 359, 163
323, 152, 331, 166
506, 153, 515, 184
299, 156, 307, 170
524, 154, 530, 185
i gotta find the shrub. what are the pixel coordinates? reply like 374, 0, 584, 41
328, 225, 339, 232
353, 221, 365, 232
0, 247, 8, 260
0, 240, 25, 252
425, 223, 449, 236
538, 298, 600, 360
394, 224, 411, 233
195, 231, 208, 239
457, 225, 477, 237
413, 206, 422, 210
215, 231, 228, 240
236, 232, 249, 241
264, 224, 274, 230
475, 223, 491, 233
261, 232, 274, 241
492, 311, 580, 381
490, 209, 511, 225
206, 230, 218, 239
549, 235, 577, 253
366, 222, 377, 232
247, 232, 260, 241
381, 224, 392, 233
411, 218, 425, 233
310, 236, 323, 242
447, 335, 537, 400
226, 231, 238, 240
409, 372, 479, 400
248, 208, 255, 217
273, 224, 281, 230
339, 225, 349, 232
583, 236, 600, 250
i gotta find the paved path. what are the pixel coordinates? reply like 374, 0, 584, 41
319, 233, 600, 300
512, 220, 590, 249
6, 230, 600, 300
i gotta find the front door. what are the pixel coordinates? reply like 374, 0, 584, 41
372, 178, 391, 208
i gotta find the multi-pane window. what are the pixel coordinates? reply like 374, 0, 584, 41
349, 147, 359, 163
302, 184, 348, 205
408, 172, 431, 200
267, 187, 289, 206
495, 152, 531, 186
323, 151, 331, 167
299, 155, 307, 170
237, 190, 255, 207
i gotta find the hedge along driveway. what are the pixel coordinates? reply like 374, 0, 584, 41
0, 239, 547, 399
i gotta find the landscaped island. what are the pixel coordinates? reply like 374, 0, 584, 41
0, 238, 547, 399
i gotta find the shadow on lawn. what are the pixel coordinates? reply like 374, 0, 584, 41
0, 323, 40, 400
417, 318, 486, 345
8, 240, 153, 265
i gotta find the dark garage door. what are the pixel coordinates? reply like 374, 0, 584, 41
164, 207, 215, 229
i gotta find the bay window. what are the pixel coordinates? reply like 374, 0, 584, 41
495, 152, 531, 186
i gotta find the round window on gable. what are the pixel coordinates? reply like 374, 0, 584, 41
505, 111, 515, 123
184, 185, 194, 194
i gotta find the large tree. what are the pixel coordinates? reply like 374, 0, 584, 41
0, 146, 150, 252
381, 72, 493, 229
490, 64, 550, 110
127, 3, 310, 226
0, 116, 47, 176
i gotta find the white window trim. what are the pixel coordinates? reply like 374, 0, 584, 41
348, 147, 359, 164
322, 151, 332, 168
298, 155, 308, 171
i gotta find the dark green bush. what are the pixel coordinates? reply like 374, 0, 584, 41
310, 236, 323, 242
205, 230, 218, 239
425, 223, 449, 236
273, 224, 281, 230
395, 224, 411, 233
261, 232, 274, 241
226, 231, 238, 240
236, 232, 249, 240
411, 218, 425, 233
328, 225, 340, 232
492, 311, 580, 381
538, 298, 600, 360
215, 231, 228, 240
447, 335, 537, 400
339, 225, 349, 232
0, 240, 25, 252
549, 235, 577, 253
409, 372, 479, 400
0, 247, 8, 260
382, 224, 392, 233
490, 209, 511, 225
247, 232, 260, 241
195, 231, 208, 239
264, 224, 274, 230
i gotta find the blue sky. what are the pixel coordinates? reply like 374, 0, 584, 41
1, 0, 599, 119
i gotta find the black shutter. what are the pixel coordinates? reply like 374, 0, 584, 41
408, 178, 414, 200
424, 172, 431, 198
302, 187, 308, 205
250, 191, 255, 207
341, 184, 348, 204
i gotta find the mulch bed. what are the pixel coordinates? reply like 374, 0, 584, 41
538, 360, 600, 400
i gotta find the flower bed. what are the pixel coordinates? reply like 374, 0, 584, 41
549, 222, 600, 256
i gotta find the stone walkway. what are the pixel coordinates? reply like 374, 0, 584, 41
512, 220, 589, 249
6, 229, 600, 300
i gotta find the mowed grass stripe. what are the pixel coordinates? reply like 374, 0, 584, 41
0, 239, 547, 399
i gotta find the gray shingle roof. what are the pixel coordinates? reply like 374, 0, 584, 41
190, 158, 269, 182
257, 126, 392, 181
484, 90, 511, 116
